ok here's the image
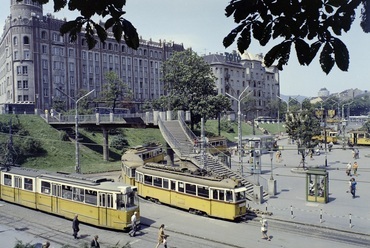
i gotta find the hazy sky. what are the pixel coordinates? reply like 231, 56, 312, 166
1, 0, 369, 97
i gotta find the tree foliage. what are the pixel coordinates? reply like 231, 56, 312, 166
100, 71, 132, 113
22, 0, 139, 50
224, 0, 369, 74
162, 49, 231, 129
285, 110, 321, 146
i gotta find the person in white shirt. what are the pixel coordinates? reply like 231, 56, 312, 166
128, 212, 138, 237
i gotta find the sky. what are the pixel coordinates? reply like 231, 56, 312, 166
1, 0, 369, 98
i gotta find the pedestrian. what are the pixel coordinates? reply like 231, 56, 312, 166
90, 235, 100, 248
155, 224, 168, 248
72, 214, 80, 239
350, 178, 357, 199
346, 178, 352, 193
276, 150, 282, 163
42, 241, 50, 248
353, 161, 359, 176
260, 216, 271, 241
128, 211, 138, 237
346, 162, 352, 176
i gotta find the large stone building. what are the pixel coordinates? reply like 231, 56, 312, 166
203, 51, 280, 120
0, 0, 184, 113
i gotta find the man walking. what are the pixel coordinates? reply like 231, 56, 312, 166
350, 178, 357, 199
128, 212, 138, 237
72, 214, 80, 239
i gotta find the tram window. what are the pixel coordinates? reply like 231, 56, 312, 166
144, 175, 152, 185
153, 177, 162, 187
236, 191, 245, 201
62, 185, 72, 199
126, 191, 136, 208
85, 190, 97, 205
3, 174, 12, 186
226, 190, 233, 201
52, 184, 61, 197
15, 176, 22, 189
170, 180, 176, 190
178, 182, 184, 192
24, 178, 33, 191
41, 181, 51, 194
198, 186, 209, 198
212, 189, 218, 200
219, 190, 225, 201
107, 194, 113, 208
185, 183, 196, 195
117, 194, 125, 209
163, 179, 169, 189
73, 187, 85, 202
136, 173, 143, 183
131, 168, 136, 178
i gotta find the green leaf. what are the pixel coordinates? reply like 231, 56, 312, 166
319, 43, 335, 74
295, 38, 310, 65
237, 25, 251, 53
94, 23, 108, 42
332, 38, 349, 71
264, 43, 284, 67
307, 41, 322, 65
121, 19, 139, 49
105, 18, 115, 30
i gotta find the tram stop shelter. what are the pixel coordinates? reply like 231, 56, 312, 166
306, 168, 329, 203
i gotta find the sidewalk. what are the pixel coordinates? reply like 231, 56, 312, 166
236, 138, 370, 235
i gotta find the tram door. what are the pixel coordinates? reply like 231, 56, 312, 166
14, 176, 22, 204
99, 193, 113, 227
51, 183, 62, 213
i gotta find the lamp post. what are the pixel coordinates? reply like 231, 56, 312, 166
269, 151, 274, 180
56, 88, 95, 173
277, 95, 300, 113
226, 87, 251, 175
268, 150, 277, 195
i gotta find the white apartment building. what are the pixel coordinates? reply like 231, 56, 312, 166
203, 51, 280, 120
0, 0, 184, 113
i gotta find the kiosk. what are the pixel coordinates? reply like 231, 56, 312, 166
306, 168, 329, 203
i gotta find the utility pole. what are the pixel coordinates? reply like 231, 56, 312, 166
56, 88, 95, 173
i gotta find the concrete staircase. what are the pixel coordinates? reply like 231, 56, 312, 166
158, 119, 269, 202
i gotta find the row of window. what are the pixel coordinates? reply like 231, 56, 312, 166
138, 173, 246, 202
2, 174, 116, 208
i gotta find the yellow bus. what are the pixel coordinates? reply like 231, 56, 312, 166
0, 167, 139, 231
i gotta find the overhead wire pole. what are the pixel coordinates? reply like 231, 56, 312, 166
226, 87, 251, 175
56, 88, 95, 173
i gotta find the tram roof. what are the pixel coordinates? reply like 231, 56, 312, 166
2, 167, 131, 192
137, 163, 241, 189
121, 153, 144, 167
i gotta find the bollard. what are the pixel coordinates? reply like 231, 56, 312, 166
349, 213, 352, 228
265, 203, 268, 212
320, 209, 323, 223
290, 205, 294, 219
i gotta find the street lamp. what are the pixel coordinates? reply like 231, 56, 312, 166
56, 88, 95, 173
277, 95, 300, 113
269, 151, 274, 180
226, 87, 251, 175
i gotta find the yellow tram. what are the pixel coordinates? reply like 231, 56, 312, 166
121, 143, 165, 185
206, 136, 229, 155
134, 162, 247, 221
348, 130, 370, 146
0, 167, 139, 231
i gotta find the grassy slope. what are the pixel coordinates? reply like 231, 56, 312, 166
0, 115, 282, 173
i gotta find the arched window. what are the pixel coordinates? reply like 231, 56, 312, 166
41, 31, 47, 39
23, 36, 30, 44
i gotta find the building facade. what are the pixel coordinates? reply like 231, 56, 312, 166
0, 0, 184, 113
203, 51, 280, 120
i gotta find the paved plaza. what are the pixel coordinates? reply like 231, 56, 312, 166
245, 137, 370, 235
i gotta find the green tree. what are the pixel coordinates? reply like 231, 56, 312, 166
162, 49, 230, 130
224, 0, 369, 74
285, 110, 321, 166
100, 71, 132, 113
25, 0, 139, 50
